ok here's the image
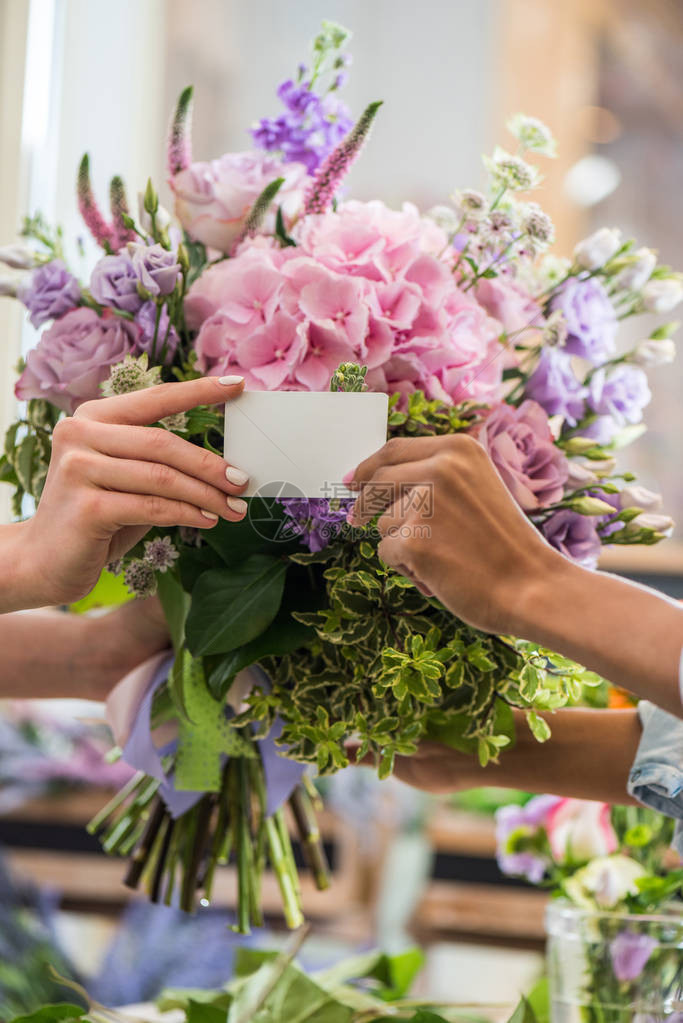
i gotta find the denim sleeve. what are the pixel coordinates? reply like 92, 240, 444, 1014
627, 700, 683, 857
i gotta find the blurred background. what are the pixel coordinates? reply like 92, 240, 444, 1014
0, 0, 682, 1015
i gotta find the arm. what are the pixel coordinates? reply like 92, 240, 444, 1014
0, 597, 169, 700
348, 434, 683, 717
1, 374, 248, 613
390, 708, 642, 805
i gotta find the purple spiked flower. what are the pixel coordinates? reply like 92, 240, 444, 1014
303, 101, 383, 216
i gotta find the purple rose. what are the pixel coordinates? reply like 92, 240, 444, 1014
18, 259, 81, 328
495, 795, 561, 883
134, 301, 179, 364
129, 243, 180, 297
476, 400, 569, 510
524, 348, 588, 427
609, 931, 658, 982
90, 251, 143, 314
541, 509, 602, 568
551, 277, 617, 364
15, 308, 142, 413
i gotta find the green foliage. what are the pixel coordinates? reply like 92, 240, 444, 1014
1, 400, 60, 515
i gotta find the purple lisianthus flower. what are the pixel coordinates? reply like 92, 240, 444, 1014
588, 364, 651, 434
495, 795, 561, 883
279, 497, 352, 553
129, 242, 181, 297
541, 509, 602, 568
90, 250, 143, 314
18, 259, 81, 327
134, 301, 179, 364
609, 932, 658, 982
524, 348, 587, 427
15, 307, 142, 413
551, 277, 618, 364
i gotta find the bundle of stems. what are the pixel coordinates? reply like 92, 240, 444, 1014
88, 742, 330, 932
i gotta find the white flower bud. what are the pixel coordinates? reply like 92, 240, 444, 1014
0, 268, 27, 297
506, 114, 557, 157
614, 247, 656, 292
573, 227, 622, 271
619, 485, 663, 513
630, 337, 676, 368
642, 278, 683, 314
137, 192, 173, 236
566, 461, 600, 489
0, 242, 38, 269
633, 512, 674, 537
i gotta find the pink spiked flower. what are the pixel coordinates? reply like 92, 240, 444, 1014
77, 154, 117, 252
109, 175, 137, 250
303, 101, 383, 217
168, 85, 194, 177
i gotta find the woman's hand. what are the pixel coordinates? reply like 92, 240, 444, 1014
347, 433, 560, 635
5, 375, 249, 611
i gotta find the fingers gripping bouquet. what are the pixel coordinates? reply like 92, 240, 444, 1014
2, 23, 681, 930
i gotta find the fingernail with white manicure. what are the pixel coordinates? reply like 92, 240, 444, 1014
225, 466, 249, 486
227, 496, 248, 515
219, 375, 244, 386
201, 509, 219, 520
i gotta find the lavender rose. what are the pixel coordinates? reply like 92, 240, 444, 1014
551, 277, 617, 364
90, 251, 143, 314
171, 150, 309, 253
476, 399, 569, 510
524, 348, 587, 427
15, 308, 142, 413
541, 509, 602, 569
129, 242, 180, 297
18, 259, 81, 328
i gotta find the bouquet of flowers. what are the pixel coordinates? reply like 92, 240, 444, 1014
2, 21, 681, 931
496, 798, 683, 1017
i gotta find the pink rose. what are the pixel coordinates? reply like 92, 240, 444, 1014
545, 799, 618, 865
15, 308, 141, 413
171, 151, 308, 253
475, 276, 543, 336
476, 399, 569, 510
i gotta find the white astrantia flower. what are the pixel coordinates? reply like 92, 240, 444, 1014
630, 337, 676, 368
613, 247, 657, 292
506, 113, 557, 157
426, 204, 460, 233
573, 227, 622, 271
642, 277, 683, 314
484, 148, 541, 192
521, 202, 555, 246
452, 189, 488, 219
619, 485, 663, 513
101, 352, 162, 397
0, 243, 39, 269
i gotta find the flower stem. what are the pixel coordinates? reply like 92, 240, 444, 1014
266, 810, 304, 929
124, 796, 167, 890
289, 786, 331, 891
87, 771, 147, 834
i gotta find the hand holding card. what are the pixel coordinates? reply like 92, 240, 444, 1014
224, 391, 388, 498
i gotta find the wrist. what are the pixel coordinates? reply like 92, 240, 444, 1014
0, 520, 46, 611
506, 548, 583, 647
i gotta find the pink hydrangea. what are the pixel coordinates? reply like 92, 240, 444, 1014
190, 199, 507, 403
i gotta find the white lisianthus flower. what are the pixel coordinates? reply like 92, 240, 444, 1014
630, 337, 676, 368
619, 485, 663, 513
614, 247, 657, 292
573, 227, 622, 271
564, 855, 649, 911
642, 278, 683, 314
566, 461, 600, 489
506, 114, 557, 157
632, 512, 675, 537
0, 242, 39, 269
